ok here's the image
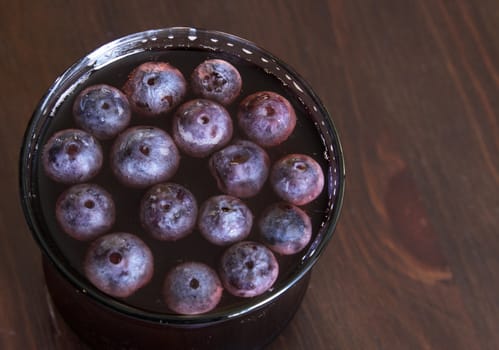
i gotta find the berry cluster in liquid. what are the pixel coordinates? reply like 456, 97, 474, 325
36, 49, 331, 314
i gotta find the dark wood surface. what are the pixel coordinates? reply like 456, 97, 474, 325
1, 1, 498, 349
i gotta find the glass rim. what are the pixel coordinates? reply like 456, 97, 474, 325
19, 27, 346, 326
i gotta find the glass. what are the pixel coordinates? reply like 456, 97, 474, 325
19, 27, 345, 349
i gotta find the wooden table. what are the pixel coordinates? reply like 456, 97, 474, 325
1, 1, 498, 349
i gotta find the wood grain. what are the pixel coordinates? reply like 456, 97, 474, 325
1, 0, 498, 349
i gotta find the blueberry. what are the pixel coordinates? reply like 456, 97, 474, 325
198, 195, 253, 246
163, 262, 223, 315
84, 232, 154, 298
140, 183, 198, 241
56, 183, 115, 241
219, 241, 278, 298
42, 128, 103, 184
172, 99, 233, 157
209, 140, 270, 198
237, 91, 296, 147
270, 154, 324, 205
123, 62, 187, 117
110, 126, 180, 188
73, 84, 131, 139
191, 59, 242, 106
258, 202, 312, 255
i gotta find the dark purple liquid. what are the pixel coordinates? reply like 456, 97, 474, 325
36, 49, 331, 314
